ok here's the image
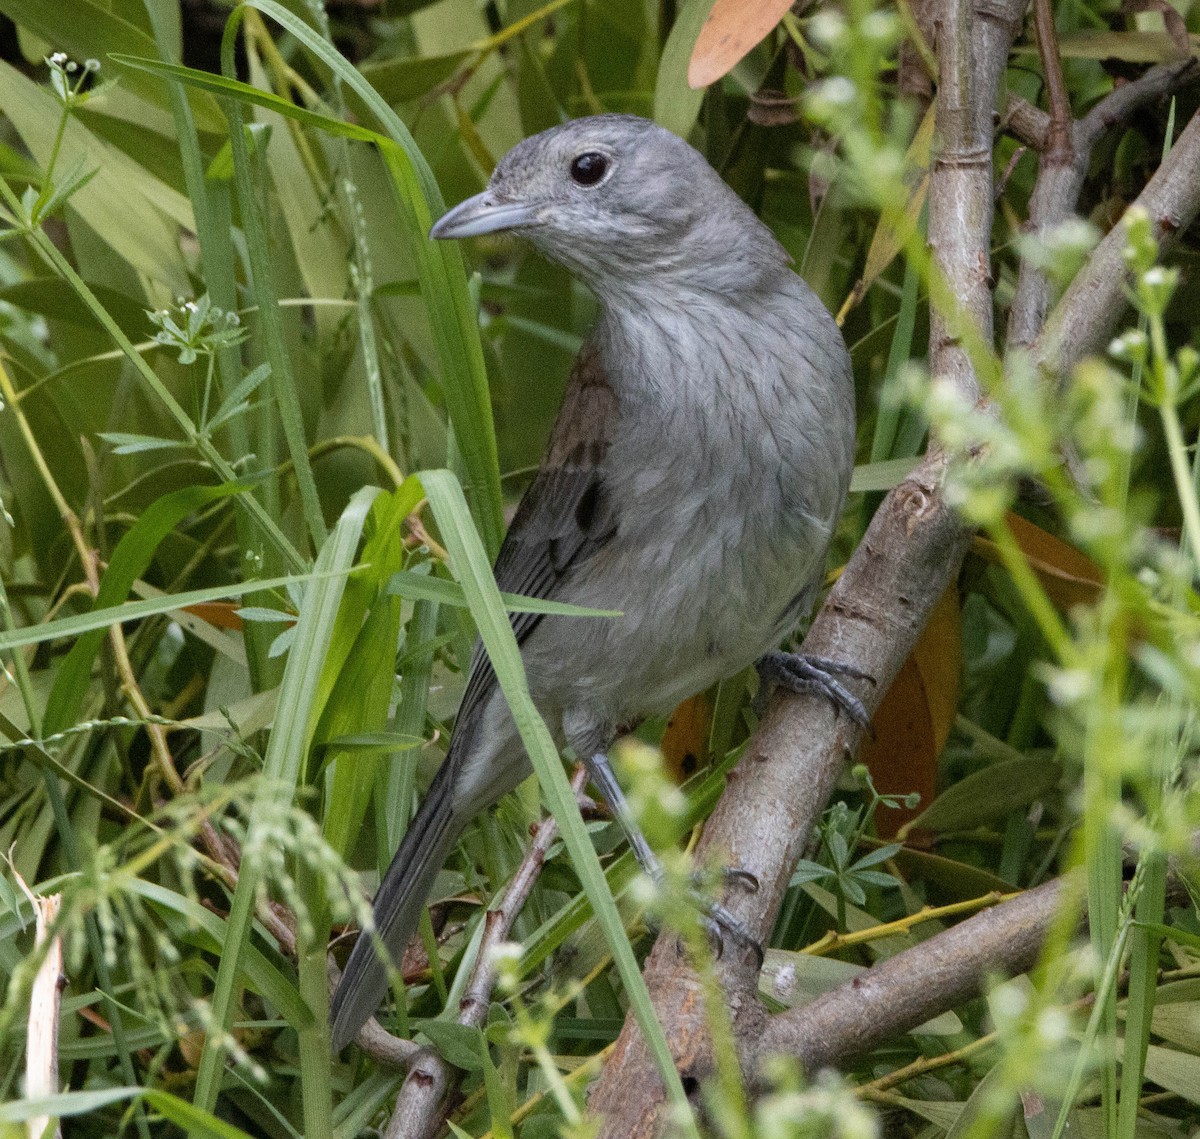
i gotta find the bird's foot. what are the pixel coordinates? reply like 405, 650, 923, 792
757, 650, 874, 729
670, 867, 763, 967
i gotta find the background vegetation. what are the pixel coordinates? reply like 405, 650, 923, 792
0, 0, 1198, 1136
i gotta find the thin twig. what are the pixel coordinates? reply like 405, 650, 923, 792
800, 890, 1014, 957
357, 768, 588, 1139
22, 885, 64, 1139
1032, 0, 1073, 162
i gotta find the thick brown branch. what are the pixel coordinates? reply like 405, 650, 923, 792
753, 879, 1067, 1073
586, 464, 973, 1137
1034, 101, 1200, 373
925, 0, 1023, 405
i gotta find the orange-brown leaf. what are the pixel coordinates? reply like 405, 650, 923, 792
973, 512, 1103, 610
688, 0, 793, 89
660, 690, 715, 782
860, 586, 961, 841
181, 601, 246, 631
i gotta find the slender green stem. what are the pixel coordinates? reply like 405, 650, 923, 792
1160, 399, 1200, 563
0, 186, 306, 573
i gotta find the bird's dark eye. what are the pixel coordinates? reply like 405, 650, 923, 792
569, 152, 609, 186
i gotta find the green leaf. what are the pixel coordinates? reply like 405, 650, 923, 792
418, 469, 700, 1135
115, 10, 506, 558
654, 0, 718, 140
759, 949, 962, 1033
0, 59, 193, 291
0, 0, 225, 130
41, 482, 250, 735
127, 880, 312, 1030
849, 457, 921, 493
194, 488, 378, 1112
206, 361, 271, 431
316, 731, 425, 755
901, 757, 1063, 836
411, 1019, 485, 1071
0, 1088, 252, 1137
359, 50, 474, 105
789, 860, 832, 886
5, 571, 346, 654
97, 431, 186, 454
851, 843, 903, 870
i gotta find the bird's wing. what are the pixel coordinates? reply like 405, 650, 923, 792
455, 341, 618, 728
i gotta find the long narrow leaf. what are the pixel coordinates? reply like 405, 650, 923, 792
418, 468, 700, 1136
193, 488, 378, 1112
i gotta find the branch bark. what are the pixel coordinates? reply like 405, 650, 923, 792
1007, 58, 1200, 350
381, 767, 586, 1139
577, 8, 1200, 1137
1033, 99, 1200, 372
752, 878, 1066, 1073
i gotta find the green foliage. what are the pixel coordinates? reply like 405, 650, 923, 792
0, 2, 1198, 1138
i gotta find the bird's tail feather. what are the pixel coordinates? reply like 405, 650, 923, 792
330, 764, 462, 1051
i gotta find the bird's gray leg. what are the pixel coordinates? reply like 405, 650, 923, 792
757, 650, 874, 729
579, 748, 761, 961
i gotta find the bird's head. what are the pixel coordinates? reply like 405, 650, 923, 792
430, 115, 789, 303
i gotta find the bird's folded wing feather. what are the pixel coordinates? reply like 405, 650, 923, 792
454, 342, 619, 728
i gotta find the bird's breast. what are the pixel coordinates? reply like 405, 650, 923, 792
521, 288, 854, 722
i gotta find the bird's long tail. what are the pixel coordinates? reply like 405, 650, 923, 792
330, 762, 462, 1051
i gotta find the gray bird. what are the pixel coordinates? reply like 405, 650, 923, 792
330, 114, 861, 1051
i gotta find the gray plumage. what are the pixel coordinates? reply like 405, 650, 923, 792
330, 114, 855, 1051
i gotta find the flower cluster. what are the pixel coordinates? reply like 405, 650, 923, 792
146, 294, 246, 365
46, 52, 100, 107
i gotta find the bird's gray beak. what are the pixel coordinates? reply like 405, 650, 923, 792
429, 190, 540, 240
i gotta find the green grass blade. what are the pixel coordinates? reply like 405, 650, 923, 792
1117, 853, 1167, 1137
192, 487, 378, 1113
419, 468, 700, 1137
219, 24, 325, 553
0, 569, 352, 653
7, 214, 305, 573
115, 38, 505, 559
242, 0, 504, 558
43, 481, 248, 735
387, 569, 620, 617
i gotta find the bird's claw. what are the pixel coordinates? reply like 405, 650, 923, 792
721, 866, 761, 894
757, 650, 874, 731
671, 883, 764, 967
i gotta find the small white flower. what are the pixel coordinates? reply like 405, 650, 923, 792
49, 51, 67, 65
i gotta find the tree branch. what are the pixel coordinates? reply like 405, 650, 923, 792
1000, 93, 1050, 150
586, 12, 1024, 1132
753, 878, 1066, 1073
1032, 0, 1073, 161
1033, 100, 1200, 372
381, 768, 586, 1139
1007, 59, 1199, 350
